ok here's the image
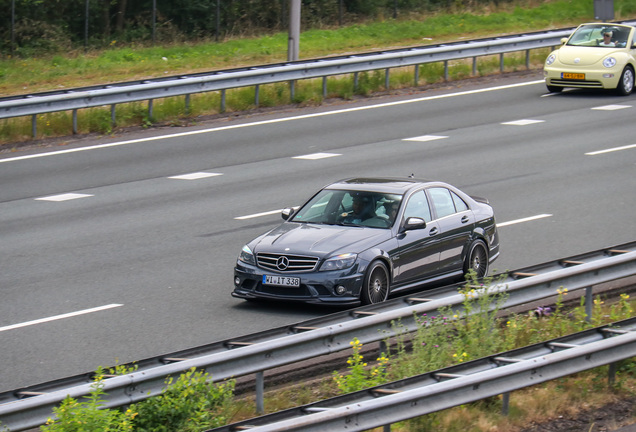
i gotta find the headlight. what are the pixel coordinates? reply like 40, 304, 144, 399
238, 245, 256, 265
603, 57, 617, 68
545, 54, 556, 66
320, 253, 357, 271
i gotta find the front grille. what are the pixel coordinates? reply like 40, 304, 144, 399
550, 79, 603, 88
257, 253, 319, 272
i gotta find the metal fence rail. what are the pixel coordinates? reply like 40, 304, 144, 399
6, 20, 636, 137
1, 242, 635, 431
0, 24, 593, 137
209, 318, 636, 432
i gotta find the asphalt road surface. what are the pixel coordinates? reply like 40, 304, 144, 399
1, 71, 635, 391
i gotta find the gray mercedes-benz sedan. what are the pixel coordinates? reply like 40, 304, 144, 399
232, 177, 499, 306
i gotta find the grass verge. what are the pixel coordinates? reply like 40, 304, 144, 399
28, 275, 636, 432
2, 0, 636, 146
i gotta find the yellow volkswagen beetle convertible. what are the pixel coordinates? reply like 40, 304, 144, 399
544, 23, 636, 95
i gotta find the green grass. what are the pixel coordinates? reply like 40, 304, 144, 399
2, 0, 636, 145
32, 275, 636, 432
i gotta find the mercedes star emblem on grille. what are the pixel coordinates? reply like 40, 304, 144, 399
276, 256, 290, 270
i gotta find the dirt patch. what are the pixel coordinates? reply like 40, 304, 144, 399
520, 397, 636, 432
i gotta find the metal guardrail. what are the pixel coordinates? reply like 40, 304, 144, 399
5, 20, 636, 137
0, 24, 592, 131
1, 241, 635, 431
209, 318, 636, 432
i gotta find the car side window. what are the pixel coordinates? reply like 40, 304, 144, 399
403, 190, 432, 222
451, 191, 469, 212
428, 187, 463, 219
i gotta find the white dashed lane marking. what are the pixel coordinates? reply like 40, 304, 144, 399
403, 135, 449, 142
168, 172, 223, 180
501, 119, 545, 126
496, 214, 552, 228
592, 104, 632, 111
585, 143, 636, 155
35, 193, 93, 202
0, 304, 124, 333
292, 153, 341, 160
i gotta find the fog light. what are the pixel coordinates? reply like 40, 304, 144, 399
234, 277, 241, 286
335, 285, 346, 295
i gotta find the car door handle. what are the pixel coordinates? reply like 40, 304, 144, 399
429, 227, 438, 236
461, 215, 470, 224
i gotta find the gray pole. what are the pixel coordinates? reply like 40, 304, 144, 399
11, 0, 15, 55
84, 0, 89, 52
152, 0, 156, 45
288, 0, 300, 61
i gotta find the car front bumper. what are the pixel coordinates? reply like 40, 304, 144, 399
544, 66, 622, 89
232, 261, 366, 306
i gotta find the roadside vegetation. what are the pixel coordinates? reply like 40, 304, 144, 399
15, 273, 635, 432
2, 0, 636, 145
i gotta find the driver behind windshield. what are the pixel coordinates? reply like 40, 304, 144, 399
342, 194, 376, 224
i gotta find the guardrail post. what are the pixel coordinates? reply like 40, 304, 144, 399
585, 286, 593, 322
31, 114, 36, 138
500, 53, 505, 73
220, 90, 226, 113
502, 392, 510, 415
444, 60, 449, 81
385, 68, 390, 89
255, 85, 260, 107
414, 64, 419, 86
256, 371, 265, 414
472, 57, 477, 76
353, 72, 359, 93
608, 362, 617, 387
322, 76, 327, 98
148, 99, 154, 121
525, 50, 530, 69
383, 424, 391, 431
185, 94, 190, 115
72, 109, 78, 134
290, 80, 295, 102
111, 104, 116, 127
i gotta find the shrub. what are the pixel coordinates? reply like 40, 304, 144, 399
41, 367, 137, 432
131, 367, 235, 432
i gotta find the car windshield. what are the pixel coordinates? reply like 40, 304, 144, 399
290, 189, 403, 229
566, 24, 630, 48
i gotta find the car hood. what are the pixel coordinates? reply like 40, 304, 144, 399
251, 222, 391, 257
557, 46, 621, 66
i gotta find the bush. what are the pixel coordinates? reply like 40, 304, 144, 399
131, 367, 235, 432
41, 367, 137, 432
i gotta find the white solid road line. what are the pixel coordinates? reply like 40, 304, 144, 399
236, 209, 553, 227
0, 80, 545, 164
0, 304, 124, 333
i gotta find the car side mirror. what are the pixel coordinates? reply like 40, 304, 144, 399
561, 37, 568, 45
281, 207, 295, 221
401, 216, 426, 233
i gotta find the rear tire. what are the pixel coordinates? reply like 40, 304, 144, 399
464, 240, 489, 279
361, 261, 390, 305
616, 66, 634, 96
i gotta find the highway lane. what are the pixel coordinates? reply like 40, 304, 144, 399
1, 73, 635, 391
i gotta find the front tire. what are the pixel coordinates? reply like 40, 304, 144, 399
464, 240, 489, 279
361, 261, 390, 305
616, 66, 634, 96
546, 85, 563, 93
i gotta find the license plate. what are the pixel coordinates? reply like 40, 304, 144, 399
263, 275, 301, 287
562, 72, 585, 80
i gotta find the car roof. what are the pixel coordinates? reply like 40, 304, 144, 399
576, 23, 635, 31
324, 177, 442, 194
